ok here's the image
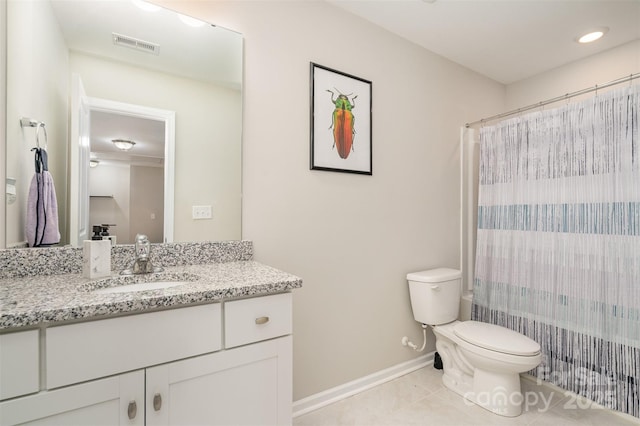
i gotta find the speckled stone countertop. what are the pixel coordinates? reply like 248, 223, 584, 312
0, 242, 302, 330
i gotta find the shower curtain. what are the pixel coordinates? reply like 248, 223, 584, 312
472, 84, 640, 418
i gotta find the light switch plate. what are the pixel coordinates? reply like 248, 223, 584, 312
192, 205, 212, 220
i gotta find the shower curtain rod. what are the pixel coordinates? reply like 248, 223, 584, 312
465, 72, 639, 128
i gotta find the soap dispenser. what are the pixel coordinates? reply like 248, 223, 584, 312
83, 239, 111, 279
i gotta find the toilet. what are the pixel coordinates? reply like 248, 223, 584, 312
407, 268, 541, 417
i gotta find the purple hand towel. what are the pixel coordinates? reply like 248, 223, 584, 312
26, 148, 60, 247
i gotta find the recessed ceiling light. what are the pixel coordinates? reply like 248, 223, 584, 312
577, 27, 608, 44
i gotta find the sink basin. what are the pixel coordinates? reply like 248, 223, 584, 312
84, 272, 200, 294
93, 281, 189, 294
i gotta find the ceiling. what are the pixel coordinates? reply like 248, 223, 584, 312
327, 0, 640, 85
90, 111, 165, 167
50, 0, 242, 89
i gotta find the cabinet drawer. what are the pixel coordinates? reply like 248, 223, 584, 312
46, 303, 221, 389
225, 293, 292, 348
0, 330, 39, 400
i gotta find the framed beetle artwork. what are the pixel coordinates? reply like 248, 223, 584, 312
310, 63, 372, 175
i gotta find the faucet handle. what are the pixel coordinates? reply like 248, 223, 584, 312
135, 234, 150, 259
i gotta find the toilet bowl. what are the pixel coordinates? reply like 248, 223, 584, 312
407, 268, 541, 417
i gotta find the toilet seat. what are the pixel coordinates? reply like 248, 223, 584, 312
454, 321, 540, 356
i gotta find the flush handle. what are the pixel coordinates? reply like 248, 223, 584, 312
127, 401, 137, 419
430, 285, 440, 291
153, 393, 162, 411
255, 316, 270, 325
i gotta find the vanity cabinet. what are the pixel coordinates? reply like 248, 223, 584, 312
0, 292, 293, 426
0, 371, 145, 425
146, 336, 291, 425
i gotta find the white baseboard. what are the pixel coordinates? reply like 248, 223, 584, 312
292, 352, 435, 418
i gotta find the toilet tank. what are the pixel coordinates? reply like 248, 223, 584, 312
407, 268, 462, 325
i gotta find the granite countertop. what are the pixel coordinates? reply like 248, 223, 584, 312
0, 261, 302, 330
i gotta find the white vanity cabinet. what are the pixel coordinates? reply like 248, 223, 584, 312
0, 370, 145, 425
0, 292, 293, 426
146, 336, 291, 425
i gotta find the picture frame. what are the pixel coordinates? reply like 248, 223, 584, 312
310, 62, 372, 175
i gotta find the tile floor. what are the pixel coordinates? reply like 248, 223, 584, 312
293, 367, 640, 426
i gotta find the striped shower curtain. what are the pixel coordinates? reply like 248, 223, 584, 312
472, 84, 640, 418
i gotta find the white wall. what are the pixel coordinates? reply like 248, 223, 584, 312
130, 165, 164, 243
5, 0, 68, 247
507, 40, 640, 109
157, 0, 505, 400
69, 52, 242, 243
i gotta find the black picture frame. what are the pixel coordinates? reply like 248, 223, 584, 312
310, 63, 372, 175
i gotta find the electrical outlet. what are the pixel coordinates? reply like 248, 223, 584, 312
192, 205, 212, 220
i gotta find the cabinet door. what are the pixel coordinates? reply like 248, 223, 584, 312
0, 330, 39, 400
0, 371, 144, 426
146, 335, 292, 426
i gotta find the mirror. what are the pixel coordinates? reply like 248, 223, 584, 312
5, 0, 242, 248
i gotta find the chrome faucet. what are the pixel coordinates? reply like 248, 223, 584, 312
121, 234, 164, 275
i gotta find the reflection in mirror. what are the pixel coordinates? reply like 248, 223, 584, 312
5, 0, 242, 248
89, 109, 166, 245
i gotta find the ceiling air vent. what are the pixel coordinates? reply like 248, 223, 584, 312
112, 33, 160, 56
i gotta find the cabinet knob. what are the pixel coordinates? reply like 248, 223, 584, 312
153, 393, 162, 411
127, 401, 137, 419
255, 316, 270, 325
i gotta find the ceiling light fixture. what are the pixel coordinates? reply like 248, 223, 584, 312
90, 159, 100, 168
577, 27, 608, 44
112, 139, 136, 151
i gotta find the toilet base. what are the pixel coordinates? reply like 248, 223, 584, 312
464, 369, 523, 417
433, 322, 533, 417
441, 369, 473, 398
440, 358, 525, 417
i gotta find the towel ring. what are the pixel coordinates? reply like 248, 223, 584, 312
20, 117, 48, 150
35, 122, 48, 150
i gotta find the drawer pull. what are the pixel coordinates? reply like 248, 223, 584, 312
255, 316, 270, 325
127, 401, 137, 419
153, 393, 162, 411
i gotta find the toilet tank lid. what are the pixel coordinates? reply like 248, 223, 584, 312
454, 321, 541, 356
406, 268, 461, 283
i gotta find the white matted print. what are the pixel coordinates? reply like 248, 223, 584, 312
310, 63, 372, 175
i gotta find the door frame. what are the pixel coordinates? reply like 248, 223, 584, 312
86, 97, 176, 244
70, 77, 175, 245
